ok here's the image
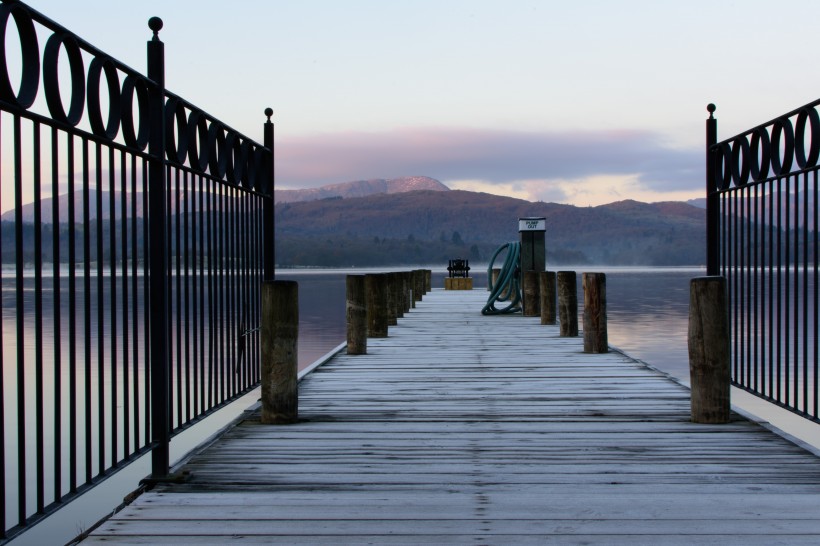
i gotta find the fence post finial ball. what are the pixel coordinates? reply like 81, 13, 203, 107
148, 17, 163, 39
707, 103, 716, 118
265, 108, 274, 120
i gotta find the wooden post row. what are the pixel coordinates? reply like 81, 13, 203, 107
522, 270, 540, 317
261, 280, 299, 424
688, 276, 730, 424
539, 271, 556, 325
366, 273, 389, 338
346, 275, 367, 355
557, 271, 578, 337
582, 272, 608, 353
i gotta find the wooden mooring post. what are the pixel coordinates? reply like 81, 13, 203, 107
261, 280, 298, 424
346, 275, 367, 355
688, 276, 730, 424
522, 270, 540, 317
539, 271, 556, 325
413, 270, 424, 302
582, 272, 608, 353
557, 271, 578, 337
365, 273, 389, 338
386, 273, 398, 326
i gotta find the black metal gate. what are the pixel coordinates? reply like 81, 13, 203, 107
706, 101, 819, 424
0, 1, 274, 540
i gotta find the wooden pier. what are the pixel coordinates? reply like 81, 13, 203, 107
85, 289, 820, 544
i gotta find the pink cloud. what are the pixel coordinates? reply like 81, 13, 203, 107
275, 127, 700, 194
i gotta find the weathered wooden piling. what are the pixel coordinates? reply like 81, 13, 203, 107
403, 271, 414, 310
392, 273, 404, 319
688, 276, 730, 424
540, 271, 556, 325
522, 270, 540, 317
424, 269, 432, 293
386, 272, 398, 326
582, 272, 608, 353
346, 275, 367, 355
413, 270, 424, 302
557, 271, 578, 337
261, 280, 298, 424
365, 273, 389, 338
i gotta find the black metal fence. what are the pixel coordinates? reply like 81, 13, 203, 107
0, 1, 274, 541
706, 101, 819, 424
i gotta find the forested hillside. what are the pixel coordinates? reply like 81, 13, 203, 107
274, 190, 706, 266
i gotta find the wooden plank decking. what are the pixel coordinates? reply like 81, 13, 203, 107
85, 289, 820, 544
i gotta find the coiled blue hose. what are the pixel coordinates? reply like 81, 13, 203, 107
481, 242, 522, 315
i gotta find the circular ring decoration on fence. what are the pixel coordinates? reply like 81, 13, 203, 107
0, 4, 39, 109
43, 32, 85, 126
224, 131, 241, 184
187, 109, 209, 173
120, 74, 149, 150
87, 56, 121, 140
795, 107, 820, 169
749, 127, 771, 182
770, 117, 795, 176
730, 135, 750, 186
714, 142, 732, 191
164, 97, 188, 164
208, 121, 228, 179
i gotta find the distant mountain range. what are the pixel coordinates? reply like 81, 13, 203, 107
273, 176, 449, 203
274, 190, 707, 266
2, 176, 449, 222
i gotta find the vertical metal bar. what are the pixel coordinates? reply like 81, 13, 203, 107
778, 176, 783, 403
51, 125, 62, 503
191, 173, 199, 417
109, 146, 118, 469
131, 154, 139, 451
812, 169, 820, 419
794, 174, 800, 407
0, 104, 5, 538
750, 185, 762, 392
207, 176, 214, 409
744, 184, 749, 386
68, 133, 77, 493
14, 113, 26, 527
219, 184, 226, 402
175, 167, 182, 428
264, 110, 275, 281
33, 120, 45, 513
147, 18, 170, 478
83, 137, 92, 483
732, 188, 739, 380
785, 176, 791, 405
198, 174, 205, 414
803, 172, 809, 413
122, 151, 130, 458
706, 105, 718, 276
96, 142, 106, 476
769, 179, 774, 399
225, 185, 234, 398
142, 159, 150, 449
184, 170, 191, 422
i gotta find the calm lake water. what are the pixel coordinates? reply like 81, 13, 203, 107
6, 264, 820, 545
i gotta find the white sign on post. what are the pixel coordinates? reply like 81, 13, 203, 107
518, 217, 546, 232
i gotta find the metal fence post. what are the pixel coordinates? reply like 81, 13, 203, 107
706, 103, 718, 276
263, 108, 275, 281
147, 16, 170, 480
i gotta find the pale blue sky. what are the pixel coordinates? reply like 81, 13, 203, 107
19, 0, 820, 205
